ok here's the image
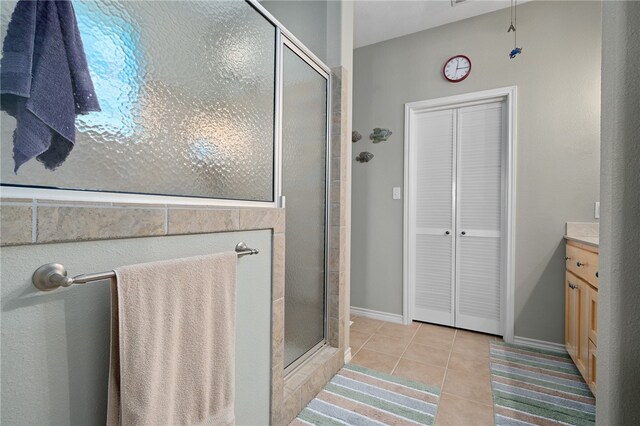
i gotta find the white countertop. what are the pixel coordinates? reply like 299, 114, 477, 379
565, 222, 599, 248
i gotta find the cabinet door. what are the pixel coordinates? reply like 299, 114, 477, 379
576, 278, 589, 379
568, 273, 588, 377
588, 339, 597, 395
565, 272, 577, 359
588, 286, 598, 345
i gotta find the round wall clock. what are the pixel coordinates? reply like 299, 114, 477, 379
442, 55, 472, 83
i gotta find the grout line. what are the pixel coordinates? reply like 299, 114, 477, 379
440, 391, 494, 408
348, 319, 378, 359
433, 329, 456, 426
441, 329, 457, 387
390, 322, 420, 375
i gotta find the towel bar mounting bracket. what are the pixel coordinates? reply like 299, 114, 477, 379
33, 263, 73, 291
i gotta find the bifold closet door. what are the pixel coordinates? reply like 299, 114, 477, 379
410, 109, 455, 326
455, 102, 505, 335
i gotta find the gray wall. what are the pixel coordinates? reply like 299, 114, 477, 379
1, 231, 272, 425
597, 1, 640, 423
261, 0, 329, 62
351, 1, 601, 343
260, 0, 353, 70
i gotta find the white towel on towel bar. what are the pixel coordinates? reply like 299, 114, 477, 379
107, 252, 237, 426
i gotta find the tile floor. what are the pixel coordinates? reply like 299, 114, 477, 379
349, 315, 501, 426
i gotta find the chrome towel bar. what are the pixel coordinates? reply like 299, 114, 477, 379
31, 242, 259, 292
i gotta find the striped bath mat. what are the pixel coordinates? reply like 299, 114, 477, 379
292, 363, 440, 425
490, 341, 596, 426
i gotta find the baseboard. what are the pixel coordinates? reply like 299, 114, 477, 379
350, 306, 403, 324
513, 336, 566, 353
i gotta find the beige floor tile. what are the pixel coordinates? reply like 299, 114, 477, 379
442, 368, 493, 406
419, 323, 457, 338
377, 321, 420, 340
451, 335, 492, 357
456, 329, 498, 340
375, 329, 416, 346
402, 342, 451, 368
350, 317, 385, 335
447, 351, 491, 376
435, 393, 494, 426
349, 349, 399, 374
412, 325, 455, 350
363, 334, 410, 357
349, 330, 371, 353
392, 358, 446, 389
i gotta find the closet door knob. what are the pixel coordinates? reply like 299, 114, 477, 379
461, 231, 466, 235
445, 231, 450, 235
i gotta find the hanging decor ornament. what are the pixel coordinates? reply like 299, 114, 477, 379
508, 0, 522, 59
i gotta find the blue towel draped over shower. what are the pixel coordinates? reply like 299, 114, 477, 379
1, 0, 100, 172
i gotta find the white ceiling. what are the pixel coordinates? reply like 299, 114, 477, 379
355, 0, 523, 48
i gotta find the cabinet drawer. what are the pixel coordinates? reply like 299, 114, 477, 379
566, 243, 599, 287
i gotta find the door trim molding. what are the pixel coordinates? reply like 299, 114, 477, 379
402, 86, 517, 343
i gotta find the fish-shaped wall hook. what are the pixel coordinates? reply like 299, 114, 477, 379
369, 128, 392, 143
355, 152, 374, 163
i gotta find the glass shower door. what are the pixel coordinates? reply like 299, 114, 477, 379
281, 42, 329, 369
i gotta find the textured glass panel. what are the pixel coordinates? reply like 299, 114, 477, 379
0, 0, 275, 201
282, 47, 327, 367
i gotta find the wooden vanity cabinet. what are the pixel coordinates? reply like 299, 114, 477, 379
565, 272, 588, 374
565, 240, 598, 395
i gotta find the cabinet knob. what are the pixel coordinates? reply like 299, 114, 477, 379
445, 231, 450, 235
564, 256, 571, 261
596, 271, 599, 278
577, 261, 587, 267
461, 231, 466, 235
568, 282, 576, 289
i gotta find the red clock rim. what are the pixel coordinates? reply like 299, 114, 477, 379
442, 55, 472, 83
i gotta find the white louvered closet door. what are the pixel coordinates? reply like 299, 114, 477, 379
455, 102, 505, 335
411, 109, 456, 326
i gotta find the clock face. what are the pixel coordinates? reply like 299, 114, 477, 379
443, 55, 471, 82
